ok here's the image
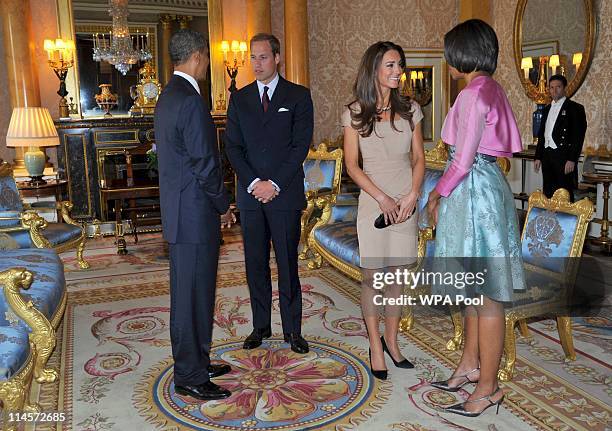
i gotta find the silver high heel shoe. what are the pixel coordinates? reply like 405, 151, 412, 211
444, 387, 504, 417
430, 367, 479, 392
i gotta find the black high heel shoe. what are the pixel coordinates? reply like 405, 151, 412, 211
444, 387, 505, 417
368, 348, 388, 381
381, 336, 414, 369
430, 367, 479, 392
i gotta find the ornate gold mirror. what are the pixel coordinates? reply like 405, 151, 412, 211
513, 0, 596, 104
57, 0, 226, 117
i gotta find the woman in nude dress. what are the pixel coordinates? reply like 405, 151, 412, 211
343, 41, 425, 380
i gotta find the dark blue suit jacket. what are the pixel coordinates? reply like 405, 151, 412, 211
154, 74, 229, 244
225, 76, 314, 211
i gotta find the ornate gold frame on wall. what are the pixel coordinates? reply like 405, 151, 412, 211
403, 50, 451, 146
513, 0, 597, 104
56, 0, 227, 115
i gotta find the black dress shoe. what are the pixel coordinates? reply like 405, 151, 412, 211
208, 363, 231, 378
368, 348, 388, 381
381, 336, 415, 369
175, 381, 231, 400
284, 333, 309, 354
243, 327, 272, 349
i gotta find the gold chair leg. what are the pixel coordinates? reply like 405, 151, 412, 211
498, 315, 517, 382
518, 319, 530, 337
399, 306, 413, 332
307, 252, 323, 269
556, 316, 576, 361
298, 242, 310, 260
77, 236, 90, 269
0, 377, 40, 431
446, 305, 463, 351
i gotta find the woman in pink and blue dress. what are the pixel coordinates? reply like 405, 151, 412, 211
427, 19, 526, 417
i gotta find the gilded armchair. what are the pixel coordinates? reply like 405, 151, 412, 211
299, 142, 344, 260
446, 189, 594, 381
0, 161, 89, 268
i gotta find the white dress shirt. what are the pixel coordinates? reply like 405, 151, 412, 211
173, 71, 200, 95
544, 96, 566, 149
248, 73, 281, 194
256, 73, 279, 102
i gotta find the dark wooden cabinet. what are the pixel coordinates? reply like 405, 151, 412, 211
55, 114, 230, 222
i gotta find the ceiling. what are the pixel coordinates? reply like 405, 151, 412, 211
72, 0, 208, 17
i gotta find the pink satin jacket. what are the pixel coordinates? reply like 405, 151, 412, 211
435, 75, 522, 197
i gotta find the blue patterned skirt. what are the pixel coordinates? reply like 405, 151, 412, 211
433, 148, 526, 302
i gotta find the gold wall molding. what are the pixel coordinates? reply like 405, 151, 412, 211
208, 0, 226, 113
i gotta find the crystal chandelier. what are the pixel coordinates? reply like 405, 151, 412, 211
92, 0, 152, 75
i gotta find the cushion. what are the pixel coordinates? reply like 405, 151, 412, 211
0, 249, 66, 330
0, 176, 22, 212
0, 326, 30, 381
4, 222, 82, 249
521, 208, 578, 273
329, 200, 358, 224
304, 159, 337, 194
0, 210, 21, 228
314, 221, 360, 267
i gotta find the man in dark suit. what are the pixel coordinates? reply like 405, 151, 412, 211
155, 29, 235, 400
225, 33, 314, 354
535, 74, 587, 202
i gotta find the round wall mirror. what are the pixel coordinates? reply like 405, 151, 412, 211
513, 0, 596, 104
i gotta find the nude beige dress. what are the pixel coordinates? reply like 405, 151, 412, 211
342, 102, 423, 269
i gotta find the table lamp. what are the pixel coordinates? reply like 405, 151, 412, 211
6, 107, 59, 186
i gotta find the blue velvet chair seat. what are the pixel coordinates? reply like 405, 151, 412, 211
0, 326, 30, 381
313, 221, 360, 267
0, 210, 21, 228
0, 249, 65, 331
6, 223, 82, 249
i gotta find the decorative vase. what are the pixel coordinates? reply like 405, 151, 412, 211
95, 84, 118, 118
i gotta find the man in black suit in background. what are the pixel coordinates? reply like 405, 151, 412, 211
225, 33, 314, 354
155, 29, 235, 400
535, 74, 587, 202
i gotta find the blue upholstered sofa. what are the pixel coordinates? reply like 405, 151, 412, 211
307, 140, 450, 281
307, 141, 513, 331
0, 249, 66, 428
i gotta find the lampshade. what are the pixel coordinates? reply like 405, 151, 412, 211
573, 52, 583, 66
549, 55, 560, 68
521, 57, 533, 70
6, 107, 59, 148
239, 41, 248, 53
220, 40, 230, 53
230, 40, 240, 52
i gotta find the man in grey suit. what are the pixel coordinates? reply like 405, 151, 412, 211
155, 29, 234, 401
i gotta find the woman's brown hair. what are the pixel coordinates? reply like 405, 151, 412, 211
348, 41, 414, 137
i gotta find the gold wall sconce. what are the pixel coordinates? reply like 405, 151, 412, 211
572, 52, 583, 70
401, 68, 432, 107
44, 38, 79, 119
221, 40, 248, 93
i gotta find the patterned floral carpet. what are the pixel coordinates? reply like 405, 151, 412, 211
27, 232, 611, 431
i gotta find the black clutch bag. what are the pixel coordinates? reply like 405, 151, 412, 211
374, 207, 416, 229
